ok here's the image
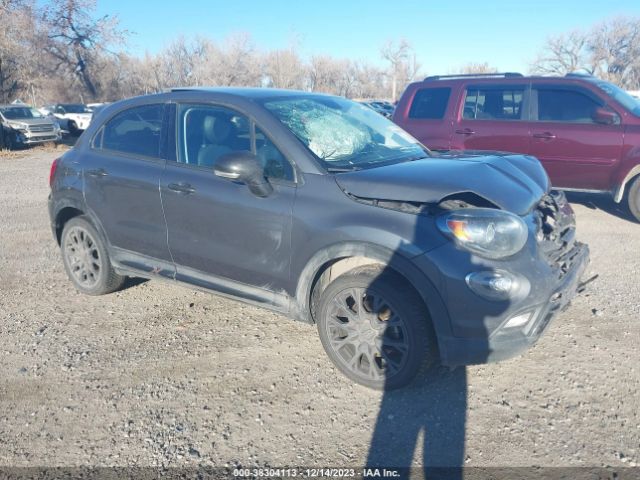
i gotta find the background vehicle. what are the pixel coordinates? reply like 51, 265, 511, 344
48, 88, 588, 389
393, 72, 640, 221
359, 100, 394, 118
0, 104, 61, 149
40, 103, 93, 135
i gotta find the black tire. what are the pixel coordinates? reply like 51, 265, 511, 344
68, 120, 79, 136
316, 265, 437, 390
627, 175, 640, 223
60, 216, 125, 295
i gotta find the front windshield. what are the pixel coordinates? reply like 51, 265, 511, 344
594, 80, 640, 116
61, 104, 90, 113
0, 107, 34, 120
30, 108, 44, 118
263, 96, 429, 171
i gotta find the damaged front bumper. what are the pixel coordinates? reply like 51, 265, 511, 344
420, 191, 591, 366
437, 242, 590, 365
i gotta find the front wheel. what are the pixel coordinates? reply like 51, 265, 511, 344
627, 176, 640, 223
316, 265, 437, 390
60, 216, 125, 295
67, 120, 79, 136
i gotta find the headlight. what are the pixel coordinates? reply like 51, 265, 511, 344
437, 208, 528, 259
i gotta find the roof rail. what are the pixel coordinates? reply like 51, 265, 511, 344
423, 72, 524, 81
564, 72, 593, 78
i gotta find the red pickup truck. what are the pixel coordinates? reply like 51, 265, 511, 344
393, 73, 640, 221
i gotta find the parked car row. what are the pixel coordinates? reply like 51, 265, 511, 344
359, 100, 395, 118
0, 102, 109, 150
393, 72, 640, 221
0, 104, 61, 150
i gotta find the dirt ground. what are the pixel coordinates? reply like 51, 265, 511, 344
0, 147, 639, 472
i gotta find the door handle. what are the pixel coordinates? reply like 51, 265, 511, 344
455, 128, 475, 135
167, 182, 196, 194
86, 168, 108, 177
532, 132, 557, 140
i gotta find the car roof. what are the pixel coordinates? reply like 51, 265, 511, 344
169, 86, 335, 100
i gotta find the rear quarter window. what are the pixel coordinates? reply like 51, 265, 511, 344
408, 87, 451, 119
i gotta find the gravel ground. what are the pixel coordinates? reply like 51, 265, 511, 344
0, 148, 639, 471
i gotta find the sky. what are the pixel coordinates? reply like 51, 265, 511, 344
95, 0, 640, 75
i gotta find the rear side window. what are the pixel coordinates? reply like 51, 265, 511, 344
409, 88, 451, 119
535, 88, 602, 123
97, 104, 163, 158
463, 87, 524, 120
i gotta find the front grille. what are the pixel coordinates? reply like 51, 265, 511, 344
534, 191, 578, 279
28, 125, 54, 133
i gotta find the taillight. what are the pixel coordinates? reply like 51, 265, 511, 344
49, 158, 59, 188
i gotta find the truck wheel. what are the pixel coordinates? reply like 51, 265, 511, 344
60, 216, 125, 295
68, 120, 79, 136
627, 176, 640, 223
316, 265, 437, 390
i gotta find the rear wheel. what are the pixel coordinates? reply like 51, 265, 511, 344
60, 216, 125, 295
627, 176, 640, 222
316, 265, 437, 390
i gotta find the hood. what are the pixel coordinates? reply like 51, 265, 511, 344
334, 151, 550, 216
6, 118, 56, 128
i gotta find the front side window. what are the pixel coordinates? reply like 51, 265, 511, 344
99, 104, 163, 158
463, 87, 525, 120
535, 88, 602, 123
409, 88, 451, 119
177, 104, 293, 181
178, 104, 251, 167
263, 96, 428, 171
592, 80, 640, 116
61, 104, 91, 114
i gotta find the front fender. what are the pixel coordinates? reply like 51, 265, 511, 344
291, 241, 453, 343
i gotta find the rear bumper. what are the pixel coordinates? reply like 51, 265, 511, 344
437, 242, 590, 366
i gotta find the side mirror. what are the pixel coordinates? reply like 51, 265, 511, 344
213, 151, 273, 197
593, 107, 619, 125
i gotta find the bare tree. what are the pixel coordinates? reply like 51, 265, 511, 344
264, 47, 306, 90
589, 17, 640, 88
0, 0, 37, 103
530, 30, 592, 76
452, 62, 499, 74
380, 39, 421, 101
40, 0, 126, 99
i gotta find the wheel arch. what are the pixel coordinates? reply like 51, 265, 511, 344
53, 200, 110, 248
291, 242, 452, 342
614, 164, 640, 203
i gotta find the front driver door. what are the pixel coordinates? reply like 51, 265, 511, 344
160, 103, 296, 309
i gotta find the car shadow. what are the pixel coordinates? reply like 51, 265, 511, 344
564, 191, 638, 223
363, 209, 509, 479
366, 365, 468, 478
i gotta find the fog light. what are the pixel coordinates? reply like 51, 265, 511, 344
504, 311, 534, 329
466, 270, 517, 301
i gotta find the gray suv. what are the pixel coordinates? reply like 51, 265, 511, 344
48, 88, 590, 389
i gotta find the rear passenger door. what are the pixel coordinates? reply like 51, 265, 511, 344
453, 83, 531, 154
160, 103, 296, 306
84, 103, 174, 277
529, 84, 623, 190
